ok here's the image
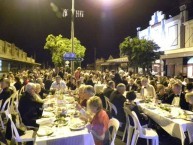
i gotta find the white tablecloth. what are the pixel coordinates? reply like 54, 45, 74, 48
140, 103, 193, 145
35, 96, 95, 145
35, 126, 95, 145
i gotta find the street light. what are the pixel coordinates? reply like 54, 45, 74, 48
90, 0, 126, 8
70, 0, 122, 73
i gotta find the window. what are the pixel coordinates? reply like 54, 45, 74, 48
168, 24, 178, 46
0, 60, 2, 71
191, 27, 193, 42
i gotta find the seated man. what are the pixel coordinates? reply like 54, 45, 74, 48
166, 83, 189, 110
19, 83, 43, 127
50, 75, 66, 92
103, 81, 115, 98
110, 83, 126, 123
156, 84, 168, 103
0, 78, 13, 109
127, 78, 138, 91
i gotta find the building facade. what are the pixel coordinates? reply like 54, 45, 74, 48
0, 39, 40, 73
137, 5, 193, 77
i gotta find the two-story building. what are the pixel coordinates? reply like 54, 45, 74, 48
137, 5, 193, 77
0, 39, 40, 73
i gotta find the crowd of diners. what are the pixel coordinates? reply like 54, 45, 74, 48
1, 67, 193, 145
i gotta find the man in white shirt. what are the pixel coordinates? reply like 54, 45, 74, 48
50, 75, 66, 91
140, 77, 156, 100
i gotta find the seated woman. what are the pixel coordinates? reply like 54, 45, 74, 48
87, 96, 109, 145
157, 84, 168, 103
36, 77, 48, 99
77, 85, 86, 107
34, 83, 45, 103
94, 85, 106, 109
126, 91, 148, 126
66, 77, 77, 90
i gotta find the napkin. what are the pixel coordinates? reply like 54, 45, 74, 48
36, 117, 56, 125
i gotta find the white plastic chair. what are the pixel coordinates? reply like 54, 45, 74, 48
9, 91, 19, 114
19, 86, 25, 96
107, 101, 118, 115
0, 100, 3, 129
0, 97, 11, 129
131, 111, 159, 145
104, 96, 110, 110
122, 107, 135, 145
5, 110, 36, 144
108, 118, 120, 145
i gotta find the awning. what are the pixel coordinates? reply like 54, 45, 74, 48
0, 57, 41, 66
161, 47, 193, 59
161, 51, 193, 59
101, 62, 110, 66
107, 57, 128, 63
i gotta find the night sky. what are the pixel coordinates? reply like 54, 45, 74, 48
0, 0, 182, 67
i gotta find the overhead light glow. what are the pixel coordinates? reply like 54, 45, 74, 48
87, 0, 127, 9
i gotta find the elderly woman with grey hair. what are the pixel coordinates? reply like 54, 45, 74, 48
18, 83, 43, 127
80, 85, 95, 107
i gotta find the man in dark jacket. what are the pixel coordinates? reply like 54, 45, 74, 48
19, 83, 43, 127
127, 78, 138, 91
110, 83, 126, 123
103, 81, 115, 98
0, 78, 12, 109
165, 83, 189, 110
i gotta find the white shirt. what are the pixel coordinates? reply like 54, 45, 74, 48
140, 84, 156, 99
50, 80, 66, 90
172, 94, 180, 107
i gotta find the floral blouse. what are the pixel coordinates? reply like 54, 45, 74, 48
91, 109, 109, 145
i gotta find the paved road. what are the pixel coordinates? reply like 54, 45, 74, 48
115, 128, 186, 145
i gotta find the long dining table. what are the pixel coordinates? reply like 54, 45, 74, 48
138, 101, 193, 145
35, 93, 95, 145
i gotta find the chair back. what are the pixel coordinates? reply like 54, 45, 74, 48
9, 91, 19, 114
1, 97, 11, 113
19, 86, 25, 96
123, 107, 133, 126
104, 96, 110, 110
4, 110, 22, 142
108, 101, 118, 115
131, 111, 143, 135
108, 118, 120, 145
0, 100, 2, 109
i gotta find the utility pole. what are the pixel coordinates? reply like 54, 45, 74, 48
62, 1, 84, 74
71, 0, 75, 74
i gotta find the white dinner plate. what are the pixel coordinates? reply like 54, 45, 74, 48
37, 126, 54, 137
44, 107, 54, 112
69, 122, 86, 131
42, 111, 55, 118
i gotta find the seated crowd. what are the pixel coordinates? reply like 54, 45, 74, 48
1, 67, 193, 145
